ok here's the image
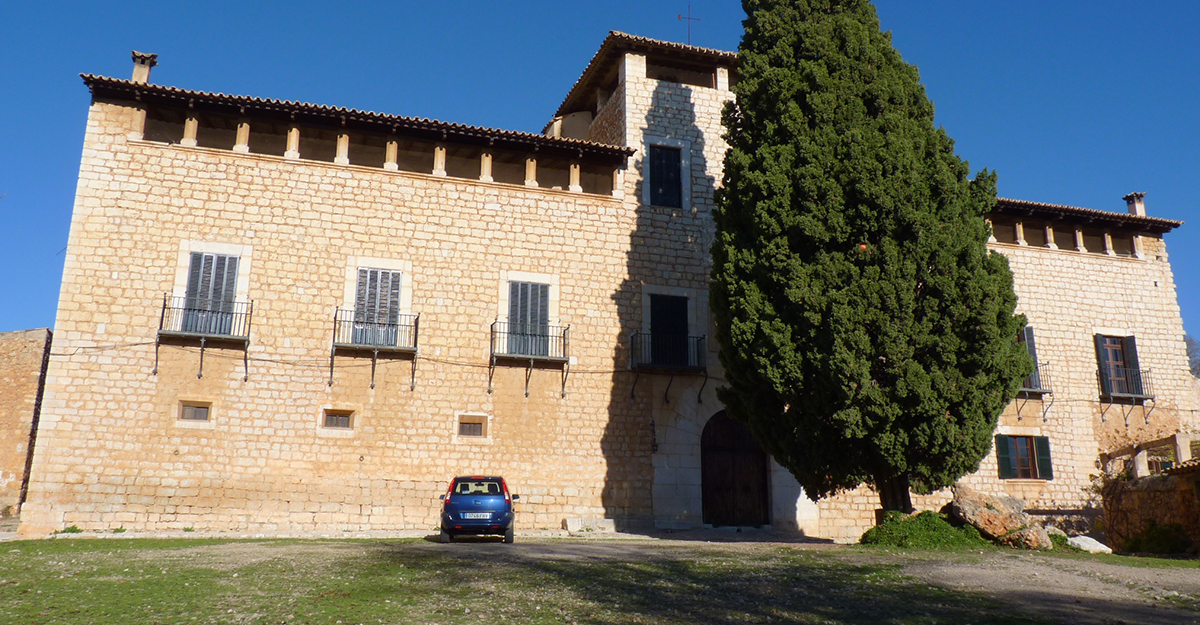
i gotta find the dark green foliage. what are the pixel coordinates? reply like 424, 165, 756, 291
711, 0, 1031, 511
860, 511, 990, 549
1125, 521, 1193, 554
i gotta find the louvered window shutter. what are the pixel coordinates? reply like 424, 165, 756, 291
1034, 437, 1054, 480
1094, 334, 1113, 396
353, 268, 401, 346
995, 435, 1016, 479
186, 252, 204, 303
1123, 336, 1142, 396
354, 269, 371, 320
182, 252, 239, 335
507, 281, 551, 356
1022, 326, 1041, 390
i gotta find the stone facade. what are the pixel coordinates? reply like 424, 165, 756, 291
19, 33, 1199, 541
0, 328, 51, 515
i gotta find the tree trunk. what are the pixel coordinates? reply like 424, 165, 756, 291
875, 473, 914, 515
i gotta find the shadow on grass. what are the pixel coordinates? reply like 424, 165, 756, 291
373, 542, 1030, 624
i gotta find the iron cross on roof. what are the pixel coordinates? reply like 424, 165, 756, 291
678, 3, 700, 45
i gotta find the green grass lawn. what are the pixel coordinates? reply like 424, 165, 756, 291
0, 537, 1193, 625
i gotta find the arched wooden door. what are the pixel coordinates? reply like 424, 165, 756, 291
701, 411, 769, 527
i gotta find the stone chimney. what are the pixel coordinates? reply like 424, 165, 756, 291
1123, 192, 1147, 216
131, 51, 158, 84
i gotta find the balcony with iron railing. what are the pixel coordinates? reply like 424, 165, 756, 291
630, 332, 706, 372
328, 309, 419, 389
158, 295, 253, 341
1098, 366, 1155, 400
489, 321, 569, 362
331, 309, 419, 352
1018, 362, 1053, 395
155, 295, 253, 379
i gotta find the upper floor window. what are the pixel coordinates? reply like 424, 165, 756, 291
353, 268, 402, 346
647, 145, 682, 208
182, 252, 240, 335
1017, 325, 1044, 391
507, 281, 550, 356
1094, 334, 1148, 397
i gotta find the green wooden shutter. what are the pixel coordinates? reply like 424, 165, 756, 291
1034, 436, 1054, 480
995, 435, 1016, 479
1123, 336, 1142, 396
1094, 334, 1112, 396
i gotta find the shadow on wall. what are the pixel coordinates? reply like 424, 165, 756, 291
598, 79, 719, 531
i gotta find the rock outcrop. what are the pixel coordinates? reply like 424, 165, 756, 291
950, 484, 1052, 550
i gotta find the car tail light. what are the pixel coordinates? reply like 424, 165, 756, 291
444, 481, 454, 504
502, 478, 511, 504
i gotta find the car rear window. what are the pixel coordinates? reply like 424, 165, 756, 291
454, 479, 503, 496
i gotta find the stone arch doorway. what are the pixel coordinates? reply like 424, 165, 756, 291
701, 411, 769, 527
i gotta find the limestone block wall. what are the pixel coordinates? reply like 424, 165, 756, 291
20, 98, 655, 535
0, 329, 51, 514
1102, 473, 1200, 552
814, 237, 1198, 542
615, 52, 765, 529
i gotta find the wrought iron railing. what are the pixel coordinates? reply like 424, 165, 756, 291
1097, 366, 1154, 399
158, 295, 252, 340
490, 321, 569, 360
1019, 362, 1053, 394
630, 332, 706, 371
332, 309, 419, 351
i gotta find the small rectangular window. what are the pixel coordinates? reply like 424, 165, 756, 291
457, 414, 487, 438
323, 410, 353, 429
648, 145, 682, 208
180, 402, 210, 421
995, 435, 1053, 480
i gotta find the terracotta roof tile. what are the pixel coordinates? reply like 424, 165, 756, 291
993, 197, 1182, 233
555, 31, 737, 117
82, 74, 634, 160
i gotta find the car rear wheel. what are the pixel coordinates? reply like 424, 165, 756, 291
439, 529, 452, 543
504, 527, 514, 544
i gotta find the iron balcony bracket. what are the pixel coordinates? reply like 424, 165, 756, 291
487, 354, 496, 394
663, 374, 674, 405
561, 360, 569, 399
525, 359, 535, 397
697, 368, 709, 404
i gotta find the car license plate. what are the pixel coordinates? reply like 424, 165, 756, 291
462, 512, 490, 519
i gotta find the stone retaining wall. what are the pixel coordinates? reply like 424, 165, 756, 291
1102, 474, 1200, 552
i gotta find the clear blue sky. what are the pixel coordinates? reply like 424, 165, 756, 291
1, 1, 1197, 337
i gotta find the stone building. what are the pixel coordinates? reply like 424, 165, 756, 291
18, 33, 1198, 540
0, 328, 51, 516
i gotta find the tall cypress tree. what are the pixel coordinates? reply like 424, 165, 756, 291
711, 0, 1031, 513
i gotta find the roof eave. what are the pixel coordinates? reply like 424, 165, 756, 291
83, 74, 635, 161
992, 197, 1183, 234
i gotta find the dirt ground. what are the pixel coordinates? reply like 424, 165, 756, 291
429, 536, 1200, 624
4, 531, 1198, 624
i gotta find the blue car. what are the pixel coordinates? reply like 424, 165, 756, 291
439, 476, 519, 543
